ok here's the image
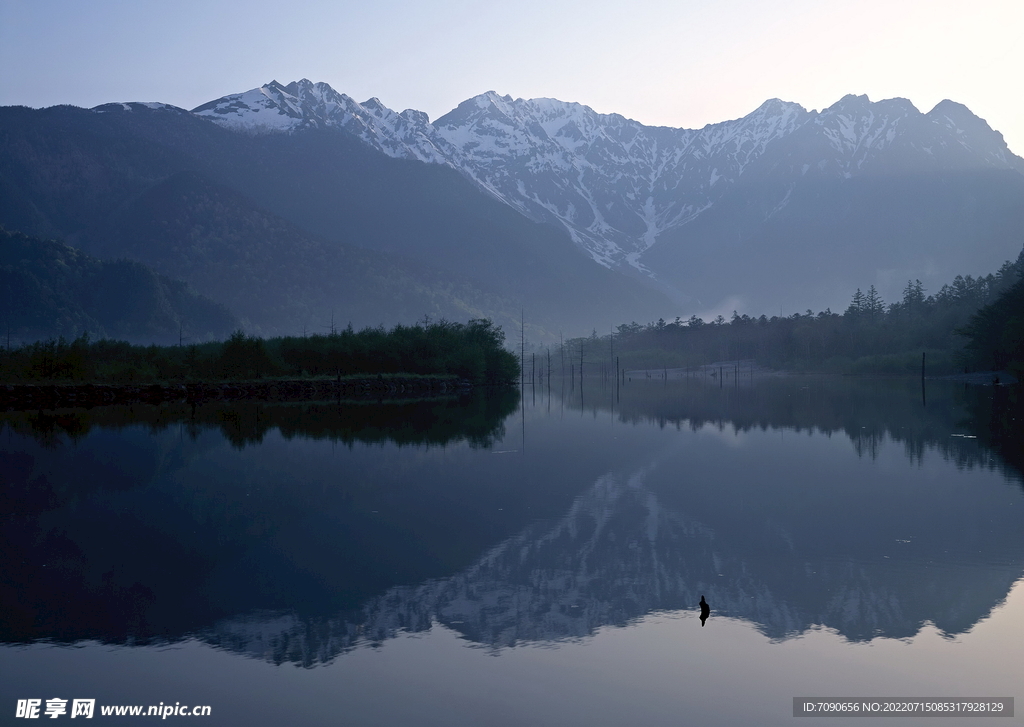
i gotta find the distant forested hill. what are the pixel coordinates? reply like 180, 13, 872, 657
90, 169, 519, 336
0, 227, 237, 344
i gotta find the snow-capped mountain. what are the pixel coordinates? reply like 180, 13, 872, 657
192, 79, 452, 163
192, 80, 1024, 278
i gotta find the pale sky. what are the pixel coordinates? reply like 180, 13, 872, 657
2, 0, 1023, 154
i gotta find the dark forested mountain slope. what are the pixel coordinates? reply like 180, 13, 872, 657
93, 169, 519, 336
0, 227, 237, 344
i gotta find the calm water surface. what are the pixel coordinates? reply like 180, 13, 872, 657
1, 377, 1022, 726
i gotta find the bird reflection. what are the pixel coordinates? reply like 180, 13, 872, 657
699, 595, 710, 627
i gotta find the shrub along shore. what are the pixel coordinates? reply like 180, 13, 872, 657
0, 319, 520, 408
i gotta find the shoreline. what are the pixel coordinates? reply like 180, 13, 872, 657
622, 363, 1019, 385
0, 376, 475, 410
927, 370, 1019, 385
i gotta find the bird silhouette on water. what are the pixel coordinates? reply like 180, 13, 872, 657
699, 595, 710, 627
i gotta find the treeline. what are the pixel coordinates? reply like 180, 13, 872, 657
557, 248, 1024, 376
958, 275, 1024, 374
0, 319, 519, 385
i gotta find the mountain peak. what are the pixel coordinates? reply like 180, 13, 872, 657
874, 96, 919, 115
926, 99, 1003, 145
927, 98, 988, 130
481, 90, 512, 103
476, 91, 517, 117
753, 98, 804, 114
824, 94, 872, 114
434, 92, 506, 128
924, 99, 1020, 169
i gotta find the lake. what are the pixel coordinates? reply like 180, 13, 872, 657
1, 376, 1021, 726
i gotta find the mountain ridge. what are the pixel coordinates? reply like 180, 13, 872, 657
4, 80, 1024, 334
189, 81, 1024, 312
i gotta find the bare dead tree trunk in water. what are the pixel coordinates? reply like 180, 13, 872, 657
520, 309, 525, 389
580, 340, 584, 393
610, 326, 615, 385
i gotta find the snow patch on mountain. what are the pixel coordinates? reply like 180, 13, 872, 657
93, 101, 185, 114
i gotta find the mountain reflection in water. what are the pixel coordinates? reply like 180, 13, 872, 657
1, 377, 1021, 670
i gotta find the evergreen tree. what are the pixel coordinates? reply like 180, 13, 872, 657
959, 277, 1024, 372
846, 288, 865, 317
902, 279, 925, 317
219, 331, 273, 379
864, 286, 885, 320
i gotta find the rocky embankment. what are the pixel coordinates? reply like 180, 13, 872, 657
0, 377, 471, 410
